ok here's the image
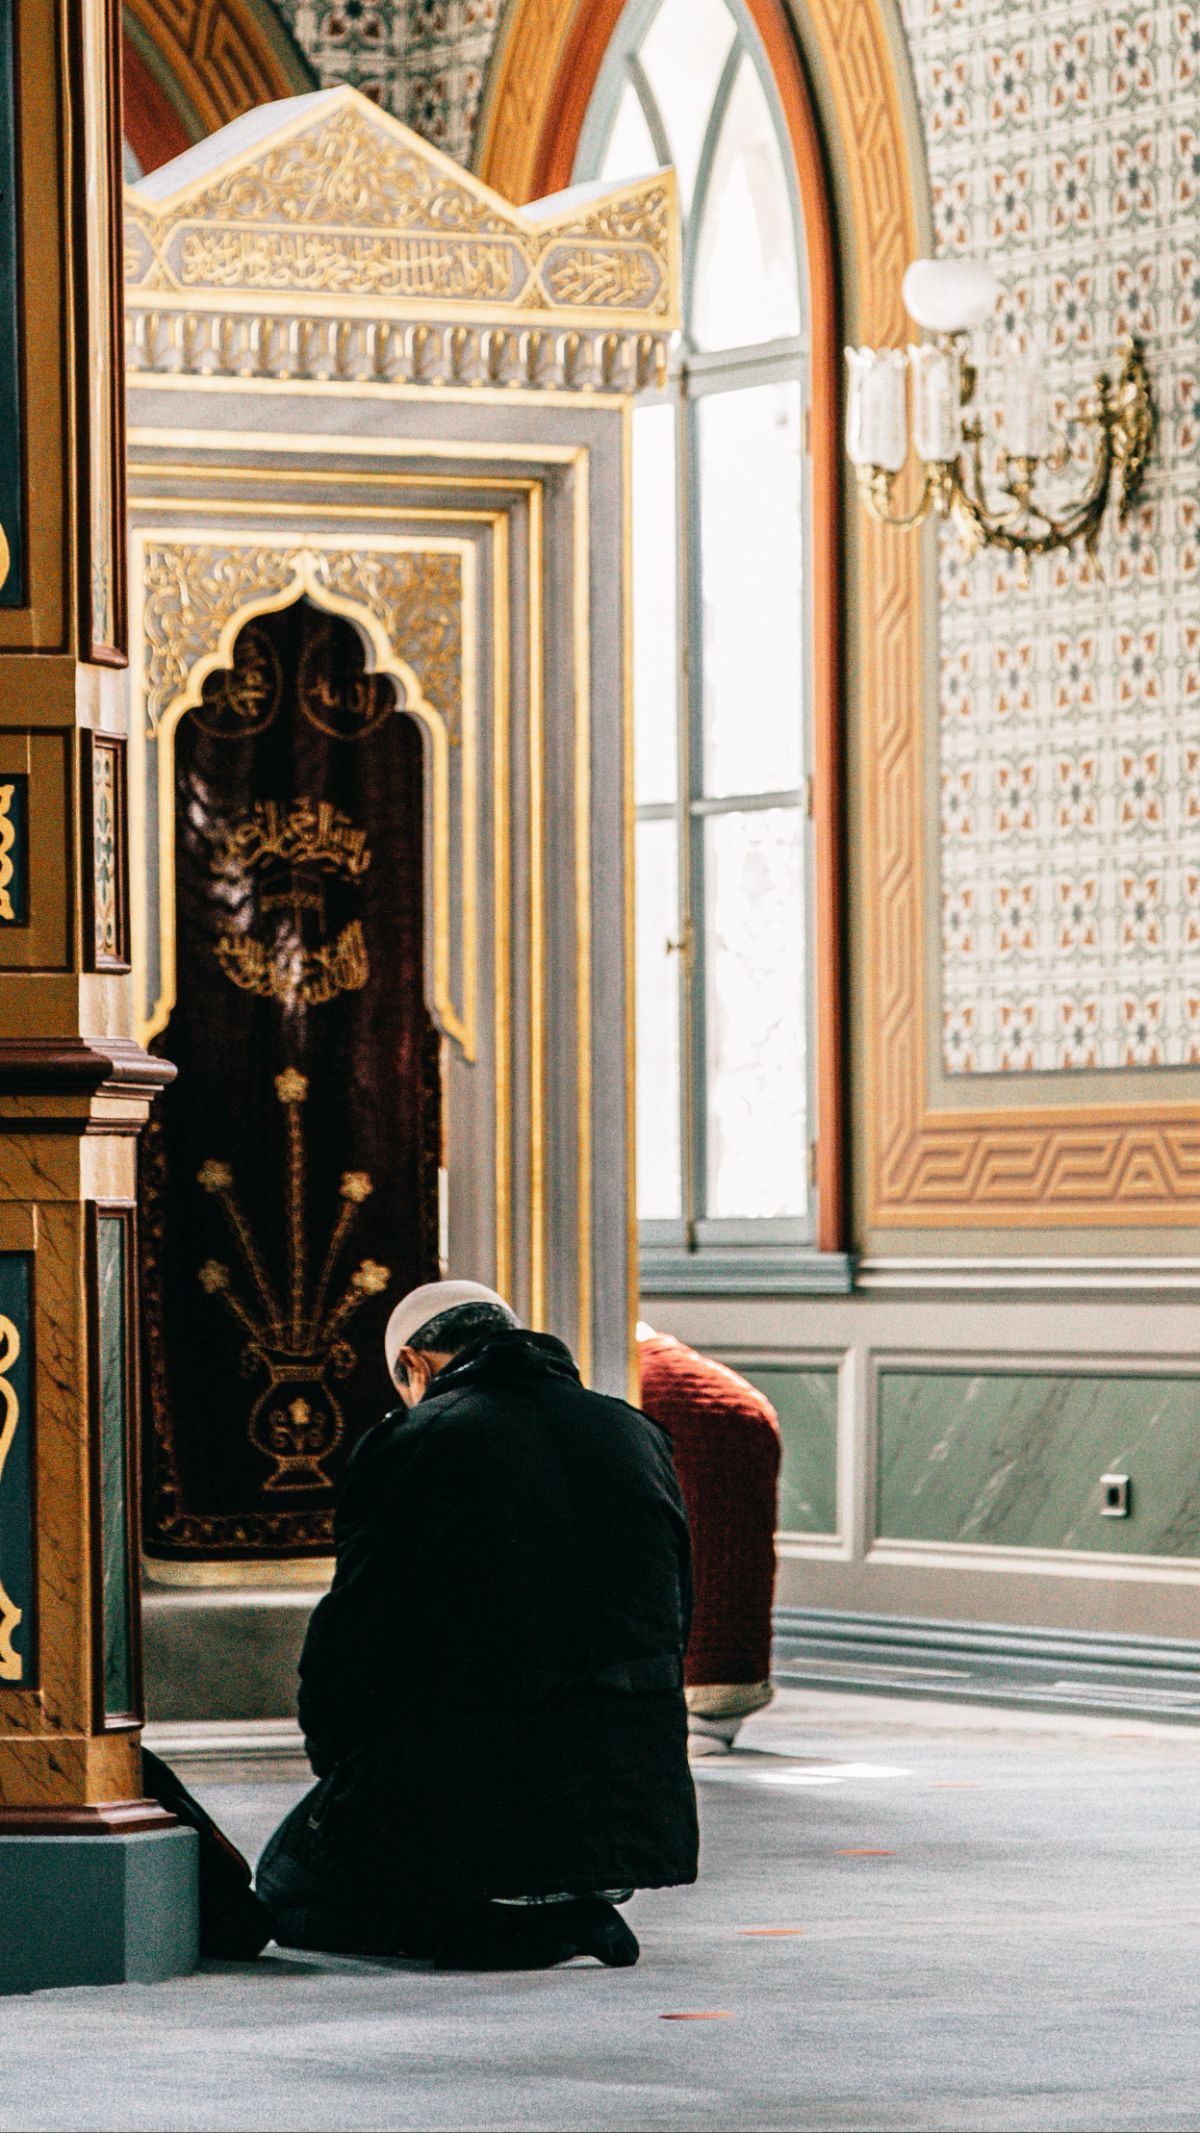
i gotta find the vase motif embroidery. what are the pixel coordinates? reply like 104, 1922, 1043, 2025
197, 1071, 389, 1492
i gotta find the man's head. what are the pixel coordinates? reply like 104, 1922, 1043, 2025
384, 1279, 520, 1407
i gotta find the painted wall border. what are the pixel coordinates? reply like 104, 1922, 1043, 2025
478, 0, 1200, 1235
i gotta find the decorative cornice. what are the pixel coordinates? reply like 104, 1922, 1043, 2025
123, 87, 679, 397
0, 1036, 176, 1095
125, 306, 668, 395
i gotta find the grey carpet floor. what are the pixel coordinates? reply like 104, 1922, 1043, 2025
6, 1689, 1200, 2133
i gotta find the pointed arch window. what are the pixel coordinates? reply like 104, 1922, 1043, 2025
576, 0, 841, 1284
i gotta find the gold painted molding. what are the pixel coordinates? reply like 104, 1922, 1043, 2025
481, 0, 1200, 1231
130, 531, 477, 1062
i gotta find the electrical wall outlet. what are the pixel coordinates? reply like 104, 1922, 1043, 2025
1100, 1473, 1131, 1518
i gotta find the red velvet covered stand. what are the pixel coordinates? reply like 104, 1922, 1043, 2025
638, 1330, 782, 1754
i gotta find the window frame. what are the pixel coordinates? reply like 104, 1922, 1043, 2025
576, 0, 849, 1290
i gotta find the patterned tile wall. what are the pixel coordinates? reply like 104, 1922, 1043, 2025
901, 0, 1200, 1072
272, 0, 501, 165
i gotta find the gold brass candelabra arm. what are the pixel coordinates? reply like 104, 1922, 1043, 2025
946, 338, 1156, 564
1111, 336, 1157, 518
854, 461, 940, 532
952, 413, 1115, 563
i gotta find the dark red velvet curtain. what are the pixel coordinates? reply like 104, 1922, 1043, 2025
141, 600, 440, 1562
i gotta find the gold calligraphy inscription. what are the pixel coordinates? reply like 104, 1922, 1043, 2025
0, 1315, 24, 1681
195, 619, 283, 737
212, 798, 372, 1009
0, 784, 17, 924
179, 230, 526, 302
541, 245, 660, 311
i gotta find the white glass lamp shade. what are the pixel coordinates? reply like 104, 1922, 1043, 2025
844, 346, 908, 472
909, 342, 960, 463
902, 258, 1001, 336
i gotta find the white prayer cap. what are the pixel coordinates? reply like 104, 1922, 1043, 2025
384, 1279, 518, 1381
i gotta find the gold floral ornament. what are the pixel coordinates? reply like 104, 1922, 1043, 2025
0, 783, 19, 925
0, 1316, 23, 1681
195, 1073, 390, 1493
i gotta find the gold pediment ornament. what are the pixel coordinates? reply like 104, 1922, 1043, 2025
125, 87, 679, 338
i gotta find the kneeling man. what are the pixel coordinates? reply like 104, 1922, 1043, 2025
257, 1282, 698, 1968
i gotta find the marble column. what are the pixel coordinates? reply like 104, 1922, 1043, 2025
0, 0, 197, 1991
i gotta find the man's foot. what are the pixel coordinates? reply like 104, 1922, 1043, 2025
556, 1896, 640, 1968
436, 1897, 639, 1970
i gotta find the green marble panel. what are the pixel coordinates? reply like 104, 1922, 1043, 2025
878, 1369, 1200, 1557
98, 1217, 133, 1716
0, 1251, 33, 1685
737, 1364, 838, 1536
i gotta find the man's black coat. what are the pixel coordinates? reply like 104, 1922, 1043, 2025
291, 1326, 699, 1904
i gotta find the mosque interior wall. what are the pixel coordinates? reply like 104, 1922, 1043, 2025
119, 0, 1200, 1652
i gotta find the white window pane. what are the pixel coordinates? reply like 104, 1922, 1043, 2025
599, 79, 659, 185
705, 807, 807, 1219
632, 402, 678, 805
692, 57, 802, 351
639, 0, 736, 212
698, 380, 805, 798
635, 818, 683, 1221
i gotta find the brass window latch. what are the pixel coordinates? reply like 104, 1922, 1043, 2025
665, 922, 695, 969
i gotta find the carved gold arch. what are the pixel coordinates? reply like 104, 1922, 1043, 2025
129, 531, 477, 1062
479, 0, 1200, 1231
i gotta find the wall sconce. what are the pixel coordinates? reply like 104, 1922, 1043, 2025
845, 259, 1156, 567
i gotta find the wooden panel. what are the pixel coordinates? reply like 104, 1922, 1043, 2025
0, 736, 72, 973
0, 3, 22, 611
